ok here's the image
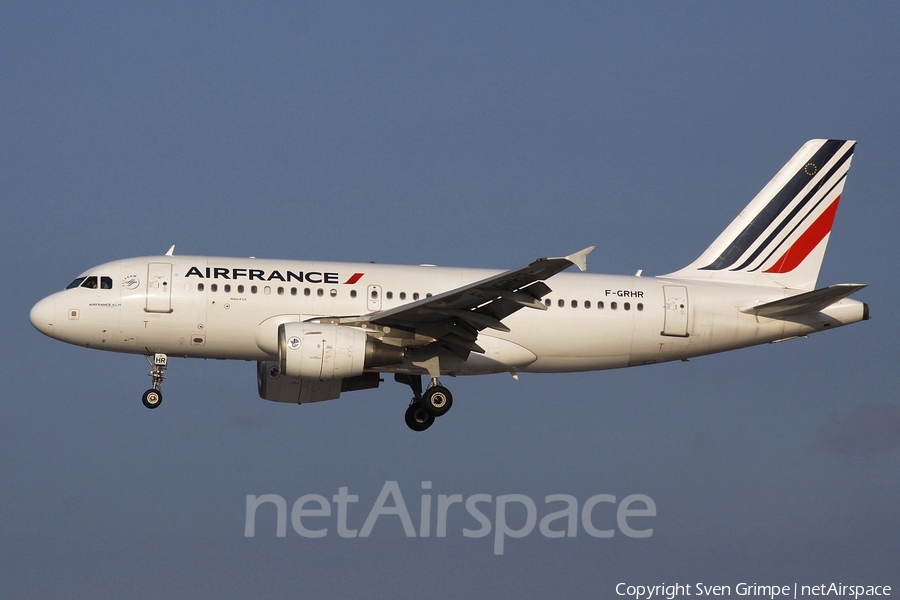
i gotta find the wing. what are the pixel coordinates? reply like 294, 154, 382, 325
342, 247, 594, 358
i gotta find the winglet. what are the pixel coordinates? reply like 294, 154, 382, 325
165, 245, 176, 256
565, 246, 595, 272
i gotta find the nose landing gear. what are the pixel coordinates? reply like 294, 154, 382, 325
142, 353, 167, 409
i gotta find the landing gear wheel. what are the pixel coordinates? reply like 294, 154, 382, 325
422, 386, 453, 417
405, 403, 434, 431
142, 389, 162, 409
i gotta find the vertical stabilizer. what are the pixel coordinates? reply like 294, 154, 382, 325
664, 139, 856, 290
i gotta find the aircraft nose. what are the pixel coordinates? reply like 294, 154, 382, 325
30, 297, 56, 338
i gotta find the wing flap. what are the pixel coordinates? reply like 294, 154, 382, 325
443, 309, 510, 332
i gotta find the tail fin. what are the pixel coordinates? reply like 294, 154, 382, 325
665, 139, 856, 290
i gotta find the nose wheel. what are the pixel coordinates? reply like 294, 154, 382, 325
142, 388, 162, 409
142, 353, 167, 409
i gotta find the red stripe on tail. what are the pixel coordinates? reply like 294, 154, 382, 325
764, 197, 841, 274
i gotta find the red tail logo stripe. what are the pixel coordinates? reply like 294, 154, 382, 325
764, 197, 841, 274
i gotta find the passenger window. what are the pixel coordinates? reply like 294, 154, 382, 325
545, 299, 551, 307
624, 302, 631, 311
101, 277, 113, 289
211, 284, 218, 292
585, 300, 591, 309
304, 288, 311, 296
237, 285, 245, 293
291, 288, 297, 296
611, 302, 617, 310
277, 287, 284, 295
558, 299, 564, 308
330, 289, 337, 297
251, 286, 258, 294
571, 300, 578, 308
400, 292, 407, 300
413, 293, 420, 300
598, 301, 604, 309
386, 291, 393, 300
317, 289, 323, 297
637, 303, 644, 311
198, 283, 205, 292
350, 290, 357, 298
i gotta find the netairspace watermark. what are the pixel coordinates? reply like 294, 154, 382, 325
244, 480, 656, 555
616, 583, 892, 600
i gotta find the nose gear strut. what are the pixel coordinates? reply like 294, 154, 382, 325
142, 353, 167, 409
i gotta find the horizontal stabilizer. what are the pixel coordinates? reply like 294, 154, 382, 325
742, 284, 867, 318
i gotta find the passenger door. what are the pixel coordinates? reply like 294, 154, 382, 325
146, 262, 173, 313
661, 285, 689, 337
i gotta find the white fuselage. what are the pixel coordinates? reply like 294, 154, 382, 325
29, 255, 867, 377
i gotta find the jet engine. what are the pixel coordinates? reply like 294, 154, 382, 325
257, 361, 382, 404
278, 322, 405, 380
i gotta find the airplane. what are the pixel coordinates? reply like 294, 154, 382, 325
30, 139, 868, 431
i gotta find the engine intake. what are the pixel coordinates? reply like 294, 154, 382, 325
278, 322, 405, 380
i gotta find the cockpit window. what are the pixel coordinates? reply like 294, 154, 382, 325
67, 276, 113, 290
65, 275, 113, 290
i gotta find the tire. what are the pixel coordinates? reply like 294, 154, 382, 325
422, 386, 453, 417
142, 389, 162, 409
405, 403, 434, 431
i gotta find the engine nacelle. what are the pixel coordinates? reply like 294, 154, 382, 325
278, 322, 405, 380
257, 361, 381, 404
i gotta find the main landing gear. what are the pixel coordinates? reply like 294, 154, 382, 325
142, 353, 167, 409
397, 374, 454, 432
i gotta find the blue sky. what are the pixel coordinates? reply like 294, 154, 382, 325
2, 3, 898, 597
